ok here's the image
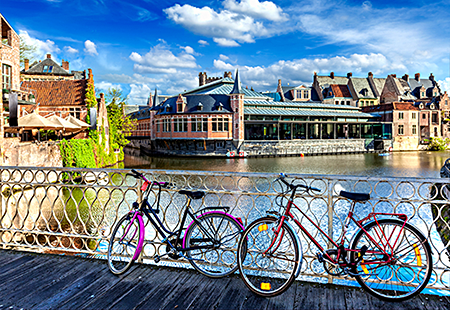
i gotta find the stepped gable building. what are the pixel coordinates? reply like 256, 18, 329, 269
21, 54, 85, 81
347, 72, 385, 107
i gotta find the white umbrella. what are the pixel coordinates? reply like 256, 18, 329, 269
18, 113, 62, 130
65, 115, 90, 129
47, 115, 81, 132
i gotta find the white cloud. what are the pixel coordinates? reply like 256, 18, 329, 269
198, 40, 209, 46
438, 78, 450, 94
19, 30, 61, 58
213, 53, 407, 89
128, 84, 152, 105
129, 44, 198, 74
96, 81, 122, 91
183, 46, 195, 54
101, 73, 163, 85
64, 46, 79, 54
164, 4, 276, 46
219, 54, 229, 61
84, 40, 98, 56
223, 0, 287, 22
213, 38, 240, 47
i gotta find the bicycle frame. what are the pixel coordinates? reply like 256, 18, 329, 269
274, 186, 409, 270
127, 179, 243, 261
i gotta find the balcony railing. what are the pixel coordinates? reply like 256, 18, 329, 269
1, 167, 449, 291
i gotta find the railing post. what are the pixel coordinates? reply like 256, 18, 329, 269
136, 177, 144, 264
327, 178, 334, 284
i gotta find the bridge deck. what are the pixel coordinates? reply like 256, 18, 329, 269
0, 249, 449, 310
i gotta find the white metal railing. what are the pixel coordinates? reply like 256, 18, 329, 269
1, 166, 449, 290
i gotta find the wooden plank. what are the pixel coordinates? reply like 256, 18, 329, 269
264, 282, 297, 310
57, 263, 131, 309
181, 274, 233, 309
135, 268, 196, 310
213, 275, 264, 310
294, 282, 329, 309
0, 250, 27, 268
0, 253, 38, 279
417, 294, 450, 310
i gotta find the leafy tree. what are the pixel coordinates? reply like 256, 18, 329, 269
425, 137, 450, 151
19, 35, 37, 67
106, 87, 136, 149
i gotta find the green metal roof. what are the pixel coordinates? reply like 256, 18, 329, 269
243, 100, 361, 110
183, 78, 268, 98
244, 107, 375, 118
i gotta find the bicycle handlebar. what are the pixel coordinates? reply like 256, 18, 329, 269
127, 170, 173, 188
276, 173, 321, 193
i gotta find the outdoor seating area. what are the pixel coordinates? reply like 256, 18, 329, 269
4, 112, 90, 142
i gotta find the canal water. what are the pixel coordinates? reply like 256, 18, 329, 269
124, 150, 450, 178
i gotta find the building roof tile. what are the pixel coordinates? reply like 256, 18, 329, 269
22, 80, 88, 106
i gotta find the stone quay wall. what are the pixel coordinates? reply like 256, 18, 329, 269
1, 138, 62, 167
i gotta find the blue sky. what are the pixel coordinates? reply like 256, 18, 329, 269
3, 0, 450, 104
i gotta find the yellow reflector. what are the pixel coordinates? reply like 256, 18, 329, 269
261, 282, 271, 290
258, 224, 268, 232
361, 259, 369, 274
414, 243, 422, 267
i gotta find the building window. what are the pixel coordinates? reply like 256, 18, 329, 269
212, 118, 229, 132
412, 112, 416, 119
346, 101, 350, 105
432, 113, 438, 123
177, 103, 183, 113
445, 100, 448, 106
398, 125, 404, 135
398, 112, 404, 120
422, 114, 426, 119
163, 119, 171, 132
43, 65, 53, 73
421, 91, 425, 97
412, 125, 417, 135
304, 91, 309, 99
2, 64, 11, 90
174, 118, 187, 132
191, 118, 207, 132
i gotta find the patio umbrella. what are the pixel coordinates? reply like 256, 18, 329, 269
47, 115, 81, 132
18, 113, 62, 130
65, 115, 90, 129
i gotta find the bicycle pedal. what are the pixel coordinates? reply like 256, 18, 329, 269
154, 255, 160, 263
317, 252, 324, 263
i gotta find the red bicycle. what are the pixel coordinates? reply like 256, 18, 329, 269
237, 173, 432, 301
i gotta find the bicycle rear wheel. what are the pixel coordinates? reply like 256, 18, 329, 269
237, 217, 301, 297
183, 212, 244, 278
350, 219, 432, 301
107, 212, 141, 275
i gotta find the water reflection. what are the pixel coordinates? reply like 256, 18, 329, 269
124, 151, 450, 178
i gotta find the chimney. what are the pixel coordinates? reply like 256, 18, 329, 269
62, 59, 69, 71
199, 72, 206, 86
402, 74, 409, 82
224, 71, 232, 79
277, 79, 286, 102
24, 59, 29, 71
347, 72, 352, 78
46, 54, 51, 59
415, 73, 420, 81
88, 68, 94, 84
368, 72, 373, 77
391, 74, 397, 78
330, 72, 334, 79
429, 73, 435, 81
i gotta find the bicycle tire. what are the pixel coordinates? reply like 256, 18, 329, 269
237, 217, 301, 297
183, 211, 245, 278
350, 218, 432, 301
107, 212, 141, 275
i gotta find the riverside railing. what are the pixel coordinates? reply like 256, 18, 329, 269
1, 166, 449, 291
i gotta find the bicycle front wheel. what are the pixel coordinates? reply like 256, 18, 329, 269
107, 212, 141, 275
350, 219, 432, 301
237, 217, 301, 297
183, 212, 244, 278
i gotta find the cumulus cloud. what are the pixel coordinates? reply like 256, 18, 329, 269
438, 78, 450, 94
164, 4, 278, 46
19, 30, 61, 58
213, 53, 407, 89
213, 38, 240, 47
84, 40, 98, 56
183, 46, 195, 54
219, 54, 229, 61
96, 81, 122, 91
198, 40, 209, 46
223, 0, 287, 22
64, 46, 79, 54
128, 84, 152, 105
129, 44, 198, 74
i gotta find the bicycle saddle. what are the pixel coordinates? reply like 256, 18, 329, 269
179, 190, 205, 200
339, 191, 370, 201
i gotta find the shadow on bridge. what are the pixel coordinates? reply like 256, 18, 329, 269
0, 250, 449, 310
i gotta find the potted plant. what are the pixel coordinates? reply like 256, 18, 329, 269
2, 89, 10, 100
29, 94, 35, 103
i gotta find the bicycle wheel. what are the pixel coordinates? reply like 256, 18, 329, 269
183, 211, 245, 278
107, 212, 141, 275
350, 219, 432, 301
237, 217, 301, 297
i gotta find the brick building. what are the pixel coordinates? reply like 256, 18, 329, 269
21, 53, 85, 81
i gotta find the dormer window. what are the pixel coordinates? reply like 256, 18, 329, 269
177, 103, 184, 113
197, 102, 203, 111
430, 103, 435, 109
216, 102, 223, 111
165, 104, 171, 112
43, 65, 53, 73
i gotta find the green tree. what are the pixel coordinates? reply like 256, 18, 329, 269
19, 35, 37, 67
106, 88, 136, 150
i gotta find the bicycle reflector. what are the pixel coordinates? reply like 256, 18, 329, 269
361, 260, 369, 274
258, 224, 268, 232
414, 244, 422, 266
261, 282, 271, 290
141, 181, 149, 191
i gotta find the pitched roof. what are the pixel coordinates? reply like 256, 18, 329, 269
408, 77, 439, 97
350, 77, 376, 99
330, 84, 352, 98
154, 94, 233, 116
22, 58, 72, 76
315, 75, 349, 87
22, 80, 87, 106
